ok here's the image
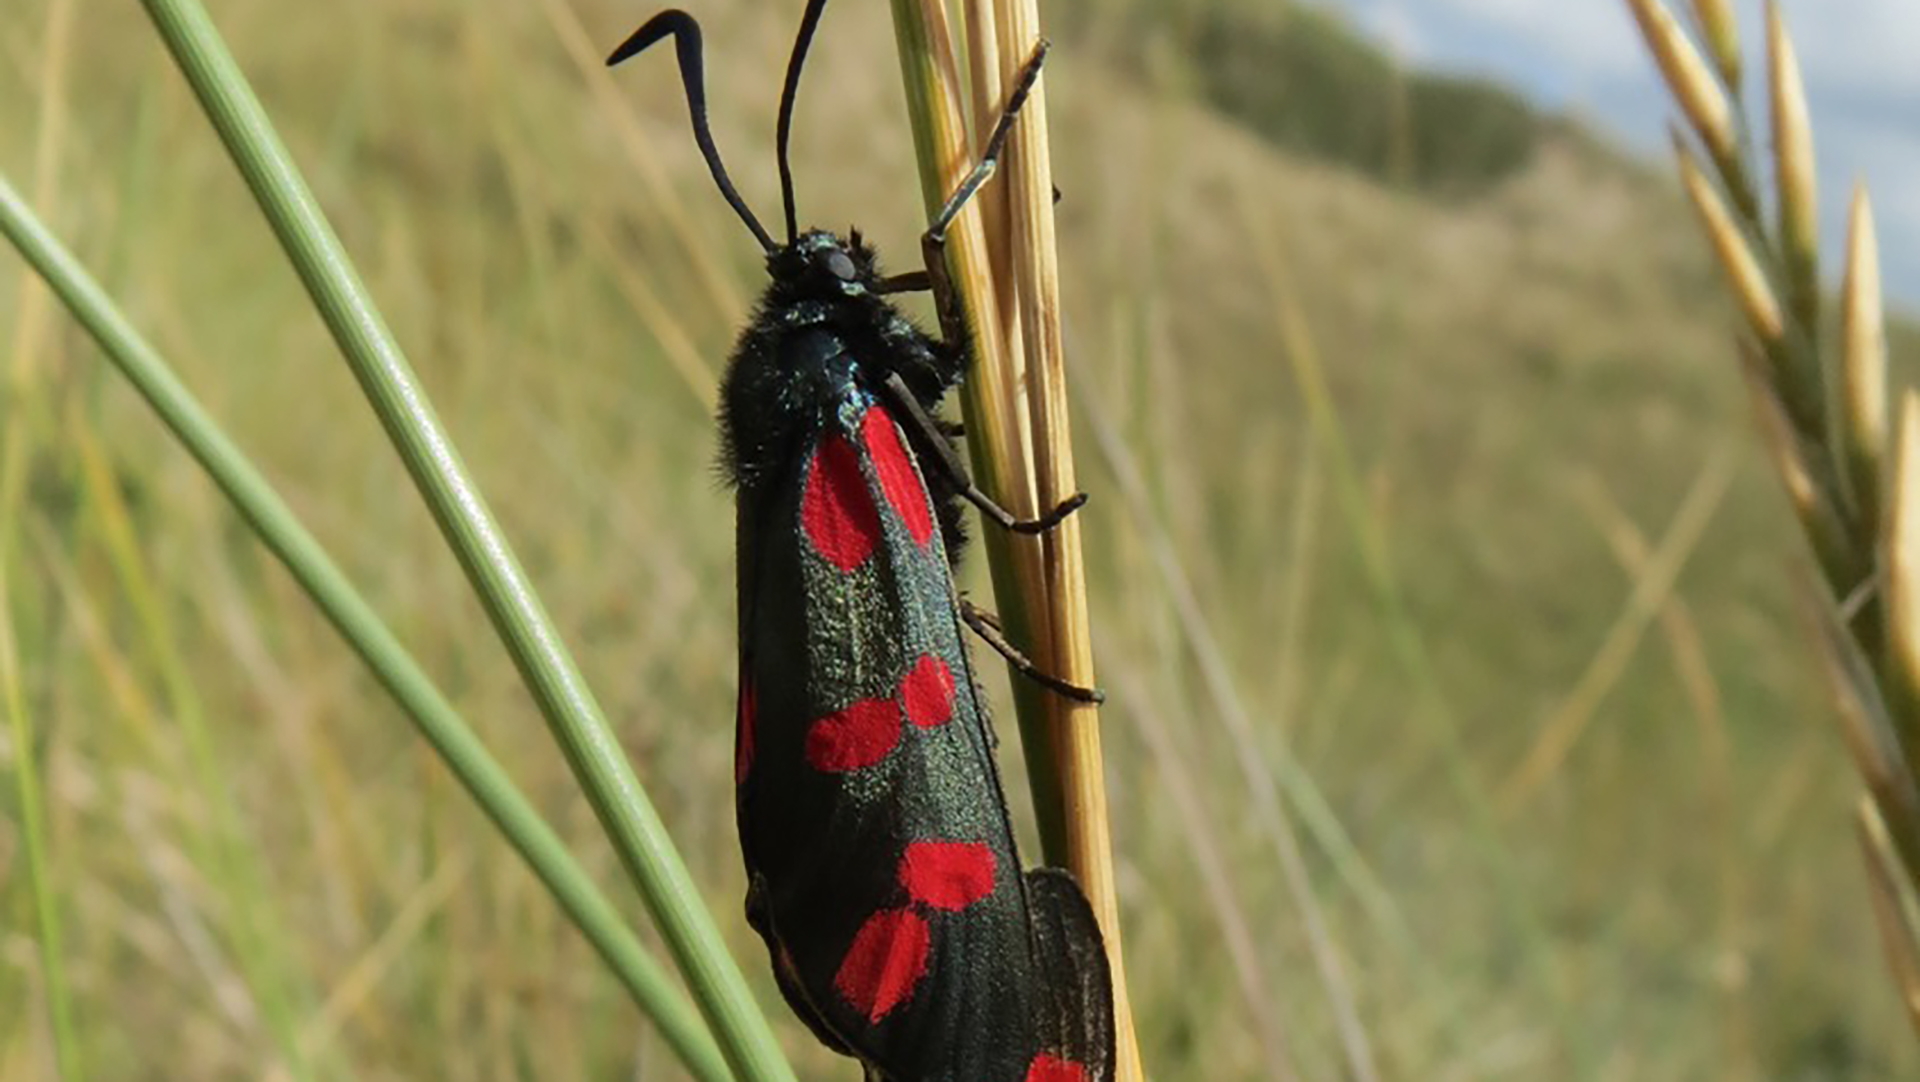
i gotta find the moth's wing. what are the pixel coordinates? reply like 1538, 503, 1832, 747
737, 396, 1110, 1082
1025, 869, 1117, 1082
737, 472, 869, 1059
746, 869, 857, 1058
734, 404, 930, 1065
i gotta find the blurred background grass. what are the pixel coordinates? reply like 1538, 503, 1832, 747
5, 0, 1919, 1078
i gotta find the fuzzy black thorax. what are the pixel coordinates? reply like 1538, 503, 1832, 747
718, 229, 964, 499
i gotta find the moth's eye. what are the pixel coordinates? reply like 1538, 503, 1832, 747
825, 251, 857, 281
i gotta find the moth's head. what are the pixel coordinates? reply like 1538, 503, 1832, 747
766, 229, 878, 299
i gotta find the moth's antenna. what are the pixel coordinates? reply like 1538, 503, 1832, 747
608, 10, 777, 253
775, 0, 830, 246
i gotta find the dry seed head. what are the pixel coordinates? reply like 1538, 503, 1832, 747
1767, 4, 1818, 286
1843, 186, 1889, 522
1888, 394, 1920, 727
1690, 0, 1741, 83
1677, 138, 1784, 341
1627, 0, 1737, 160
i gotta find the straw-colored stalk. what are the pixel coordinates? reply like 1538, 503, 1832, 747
1626, 0, 1920, 1031
1859, 799, 1920, 1037
1886, 398, 1920, 763
887, 2, 1140, 1079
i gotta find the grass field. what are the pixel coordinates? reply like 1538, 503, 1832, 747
4, 0, 1917, 1078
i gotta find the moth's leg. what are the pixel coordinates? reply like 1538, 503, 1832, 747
879, 374, 1084, 534
868, 40, 1050, 344
872, 44, 1087, 532
918, 40, 1050, 347
872, 269, 931, 295
961, 598, 1104, 703
925, 39, 1049, 240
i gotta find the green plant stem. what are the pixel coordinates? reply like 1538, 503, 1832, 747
0, 171, 735, 1082
129, 6, 793, 1080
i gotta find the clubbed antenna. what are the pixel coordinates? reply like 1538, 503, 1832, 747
608, 10, 777, 254
775, 0, 831, 245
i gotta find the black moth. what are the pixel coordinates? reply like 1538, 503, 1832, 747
606, 3, 1114, 1081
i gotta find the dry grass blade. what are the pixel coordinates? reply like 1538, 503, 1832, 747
1841, 187, 1888, 528
1576, 470, 1754, 1070
1112, 668, 1302, 1082
1860, 800, 1920, 1037
1885, 395, 1920, 764
1688, 0, 1741, 83
1080, 379, 1387, 1082
1808, 570, 1920, 876
1500, 447, 1736, 807
1625, 0, 1736, 164
1766, 2, 1817, 330
1737, 343, 1854, 586
1674, 141, 1784, 344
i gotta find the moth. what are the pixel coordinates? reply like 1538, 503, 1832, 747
608, 4, 1113, 1081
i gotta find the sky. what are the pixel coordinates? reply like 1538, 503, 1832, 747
1324, 0, 1920, 307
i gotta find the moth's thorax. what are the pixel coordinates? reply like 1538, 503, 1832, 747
718, 229, 955, 499
784, 328, 867, 423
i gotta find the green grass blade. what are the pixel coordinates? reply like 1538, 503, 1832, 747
0, 565, 80, 1082
129, 5, 792, 1079
0, 171, 734, 1082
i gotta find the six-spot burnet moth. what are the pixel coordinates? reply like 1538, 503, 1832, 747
605, 3, 1115, 1080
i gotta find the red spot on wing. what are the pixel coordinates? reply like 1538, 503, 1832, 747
901, 654, 956, 728
805, 697, 902, 772
861, 407, 935, 547
1024, 1055, 1090, 1082
898, 840, 997, 911
735, 677, 757, 784
802, 434, 881, 571
834, 907, 930, 1023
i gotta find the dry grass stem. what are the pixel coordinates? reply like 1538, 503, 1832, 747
1860, 800, 1920, 1038
981, 1, 1139, 1075
1501, 449, 1735, 807
1810, 577, 1920, 874
892, 1, 1140, 1077
1738, 345, 1850, 580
